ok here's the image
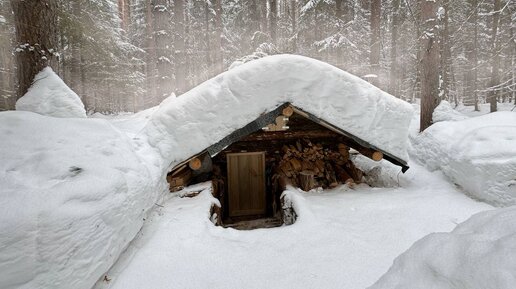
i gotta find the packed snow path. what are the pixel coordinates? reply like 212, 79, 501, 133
95, 164, 491, 289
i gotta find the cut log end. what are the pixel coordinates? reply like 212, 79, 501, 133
188, 158, 202, 170
372, 151, 383, 161
282, 106, 294, 117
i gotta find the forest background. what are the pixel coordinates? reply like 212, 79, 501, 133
0, 0, 514, 115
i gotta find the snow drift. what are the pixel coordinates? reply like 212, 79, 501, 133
143, 54, 413, 170
369, 206, 516, 289
0, 111, 163, 289
412, 111, 516, 206
16, 67, 87, 118
432, 100, 468, 122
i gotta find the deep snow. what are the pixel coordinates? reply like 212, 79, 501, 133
369, 206, 516, 289
411, 104, 516, 206
0, 111, 164, 289
93, 164, 491, 289
15, 67, 87, 118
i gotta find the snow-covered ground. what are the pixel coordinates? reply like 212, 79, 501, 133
456, 101, 515, 117
94, 164, 491, 289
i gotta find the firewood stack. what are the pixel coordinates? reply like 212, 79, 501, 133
274, 139, 364, 191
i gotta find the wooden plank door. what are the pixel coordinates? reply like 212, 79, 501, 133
227, 152, 266, 217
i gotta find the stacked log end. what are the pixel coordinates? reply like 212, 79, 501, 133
274, 139, 364, 191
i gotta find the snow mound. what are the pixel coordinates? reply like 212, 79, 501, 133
432, 100, 468, 122
412, 111, 516, 206
144, 54, 413, 170
0, 111, 162, 289
16, 67, 87, 118
369, 206, 516, 289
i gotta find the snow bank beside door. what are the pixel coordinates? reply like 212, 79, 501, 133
369, 206, 516, 289
0, 111, 163, 289
411, 111, 516, 207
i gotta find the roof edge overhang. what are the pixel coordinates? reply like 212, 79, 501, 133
172, 102, 409, 173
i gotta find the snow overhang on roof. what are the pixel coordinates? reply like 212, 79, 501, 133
143, 54, 414, 172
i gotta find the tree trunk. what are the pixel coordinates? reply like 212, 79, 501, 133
70, 0, 82, 98
204, 1, 212, 75
118, 0, 131, 32
145, 0, 158, 106
336, 0, 343, 19
291, 0, 297, 53
369, 0, 381, 87
511, 19, 516, 105
488, 0, 501, 112
269, 0, 277, 44
250, 0, 260, 37
466, 0, 480, 111
152, 0, 174, 101
213, 0, 223, 73
0, 0, 15, 110
174, 0, 186, 95
260, 0, 268, 32
11, 0, 59, 98
420, 0, 441, 132
439, 2, 451, 103
389, 0, 400, 96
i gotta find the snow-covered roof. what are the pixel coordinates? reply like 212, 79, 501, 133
143, 54, 413, 171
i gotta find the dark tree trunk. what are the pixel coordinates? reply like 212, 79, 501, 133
420, 0, 440, 132
174, 0, 186, 95
369, 0, 381, 87
488, 0, 501, 112
11, 0, 59, 98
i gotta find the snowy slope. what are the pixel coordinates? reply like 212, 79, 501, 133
412, 111, 516, 206
143, 54, 413, 170
369, 206, 516, 289
16, 67, 87, 118
0, 111, 164, 289
94, 164, 491, 289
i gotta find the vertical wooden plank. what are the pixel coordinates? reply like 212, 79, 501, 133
227, 154, 238, 217
239, 154, 249, 211
259, 152, 266, 212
